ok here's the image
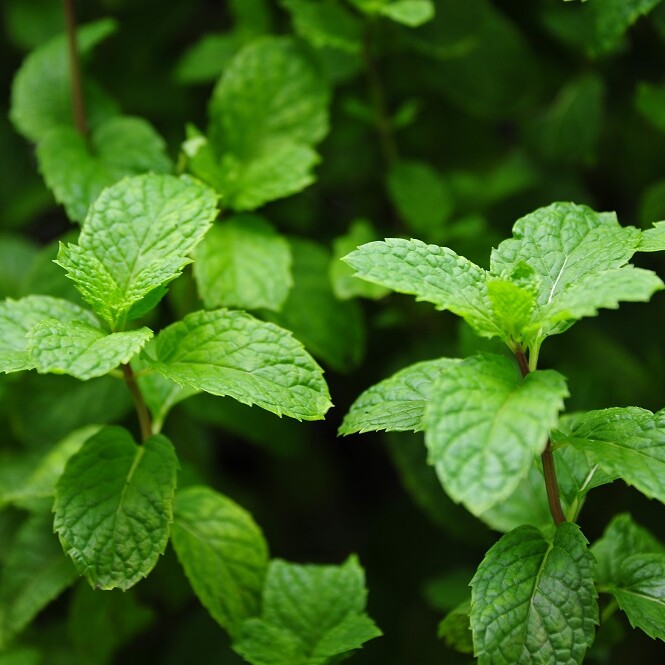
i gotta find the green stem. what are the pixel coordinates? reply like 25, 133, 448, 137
121, 363, 152, 442
515, 346, 566, 527
600, 598, 619, 625
62, 0, 88, 138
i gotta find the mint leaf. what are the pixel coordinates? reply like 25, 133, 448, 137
589, 0, 661, 56
171, 486, 269, 638
0, 295, 98, 373
0, 513, 78, 648
560, 407, 665, 504
56, 174, 218, 329
378, 1, 435, 28
265, 238, 365, 373
471, 523, 597, 665
425, 353, 568, 515
344, 238, 501, 338
330, 220, 390, 301
339, 357, 461, 435
640, 221, 665, 252
438, 599, 473, 655
592, 513, 665, 587
486, 278, 537, 345
205, 36, 329, 210
147, 308, 332, 421
37, 116, 173, 223
53, 426, 178, 590
636, 82, 665, 133
234, 556, 381, 664
10, 19, 118, 143
27, 319, 152, 380
0, 234, 38, 299
193, 214, 292, 312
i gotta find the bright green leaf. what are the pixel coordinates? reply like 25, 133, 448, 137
147, 308, 332, 421
640, 221, 665, 252
10, 19, 118, 143
471, 523, 597, 664
344, 238, 501, 338
425, 353, 568, 515
36, 116, 173, 224
487, 279, 536, 345
171, 486, 269, 638
339, 357, 461, 434
27, 319, 152, 380
0, 295, 98, 373
0, 513, 78, 648
56, 174, 218, 329
53, 426, 178, 590
193, 215, 292, 312
379, 0, 435, 27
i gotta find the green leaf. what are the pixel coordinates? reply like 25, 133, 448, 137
486, 278, 537, 345
56, 174, 218, 329
437, 599, 473, 655
636, 81, 665, 133
0, 513, 78, 648
471, 523, 597, 664
344, 238, 501, 338
425, 353, 568, 515
36, 116, 173, 224
0, 295, 98, 373
282, 0, 363, 53
640, 221, 665, 252
27, 319, 152, 380
265, 238, 365, 373
386, 161, 453, 241
171, 486, 269, 638
147, 308, 332, 421
0, 234, 38, 299
379, 0, 435, 27
53, 426, 178, 590
330, 220, 390, 301
233, 556, 381, 665
339, 357, 461, 434
610, 554, 665, 641
591, 513, 665, 587
206, 36, 329, 210
560, 407, 665, 504
10, 19, 118, 143
193, 214, 292, 312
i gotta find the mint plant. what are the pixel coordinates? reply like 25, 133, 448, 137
341, 202, 665, 662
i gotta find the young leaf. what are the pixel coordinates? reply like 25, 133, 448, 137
425, 353, 568, 515
344, 238, 501, 338
146, 308, 332, 421
339, 357, 461, 435
0, 513, 78, 648
27, 319, 152, 380
560, 407, 665, 505
53, 426, 178, 590
171, 486, 269, 639
193, 214, 292, 312
0, 295, 98, 373
471, 523, 597, 664
233, 556, 381, 664
37, 116, 173, 224
438, 599, 473, 655
10, 19, 118, 143
56, 174, 218, 329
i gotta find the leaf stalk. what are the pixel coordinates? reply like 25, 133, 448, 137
121, 363, 152, 442
62, 0, 88, 138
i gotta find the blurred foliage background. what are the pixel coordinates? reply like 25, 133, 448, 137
2, 0, 665, 662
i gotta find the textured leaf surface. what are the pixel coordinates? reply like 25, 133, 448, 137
0, 295, 98, 373
27, 319, 152, 380
265, 238, 365, 373
425, 353, 568, 515
53, 426, 178, 590
471, 523, 597, 665
10, 19, 118, 143
610, 554, 665, 641
345, 238, 501, 338
234, 556, 381, 664
641, 221, 665, 252
561, 407, 665, 504
37, 116, 173, 223
340, 358, 461, 434
193, 215, 292, 312
148, 308, 332, 420
171, 486, 269, 638
56, 174, 218, 328
0, 513, 78, 648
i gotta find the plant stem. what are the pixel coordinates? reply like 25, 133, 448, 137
62, 0, 88, 138
122, 363, 152, 442
600, 598, 619, 625
362, 22, 399, 169
515, 346, 566, 527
